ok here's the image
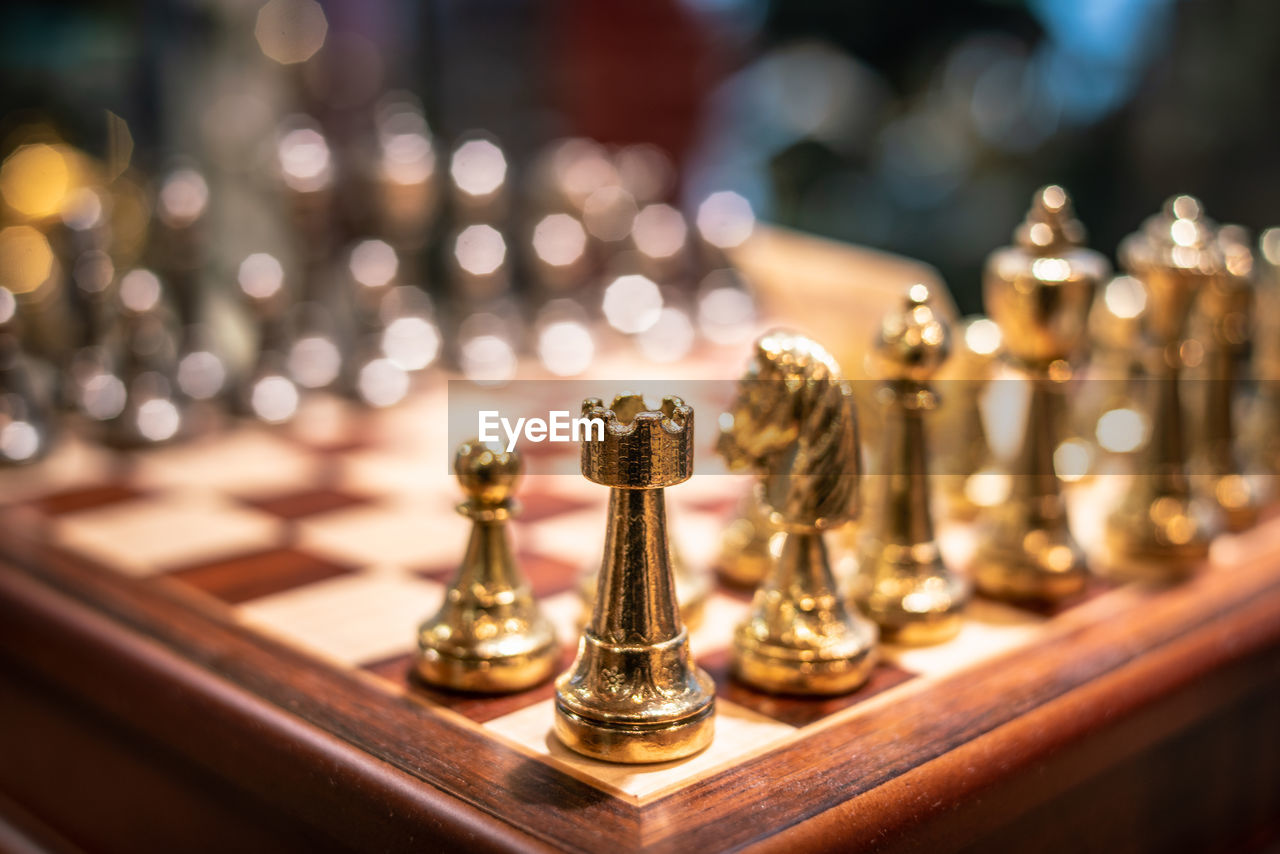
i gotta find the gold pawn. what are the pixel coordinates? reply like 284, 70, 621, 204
1105, 195, 1223, 579
554, 395, 715, 763
415, 441, 559, 693
719, 332, 878, 695
973, 185, 1109, 601
853, 285, 969, 643
1188, 225, 1259, 531
715, 489, 777, 589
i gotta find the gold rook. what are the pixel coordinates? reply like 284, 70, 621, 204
554, 395, 715, 763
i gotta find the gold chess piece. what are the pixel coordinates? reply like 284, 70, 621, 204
718, 332, 878, 695
1249, 228, 1280, 476
1081, 273, 1149, 464
935, 315, 1003, 520
716, 490, 777, 589
1105, 195, 1223, 579
578, 530, 712, 630
1188, 226, 1259, 531
554, 395, 715, 763
853, 285, 969, 644
415, 441, 558, 693
973, 186, 1109, 601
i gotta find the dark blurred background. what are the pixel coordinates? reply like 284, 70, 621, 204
2, 0, 1279, 313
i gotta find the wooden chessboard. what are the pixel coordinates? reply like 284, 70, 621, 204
2, 364, 1280, 852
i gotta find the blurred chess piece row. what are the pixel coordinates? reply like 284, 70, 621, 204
0, 113, 761, 463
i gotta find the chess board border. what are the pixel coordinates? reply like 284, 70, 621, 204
5, 502, 1280, 853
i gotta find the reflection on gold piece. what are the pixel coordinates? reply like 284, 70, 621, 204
719, 332, 877, 694
555, 396, 715, 763
975, 186, 1106, 602
415, 442, 558, 693
853, 285, 968, 644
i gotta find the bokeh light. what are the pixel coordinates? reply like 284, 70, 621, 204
632, 204, 687, 259
349, 239, 399, 288
0, 144, 71, 219
357, 357, 410, 407
157, 169, 209, 228
532, 214, 587, 267
602, 274, 663, 334
537, 319, 594, 376
251, 374, 300, 423
638, 307, 695, 363
119, 269, 162, 313
450, 139, 507, 198
289, 335, 342, 389
238, 253, 285, 300
583, 186, 638, 242
0, 226, 55, 295
255, 0, 328, 65
278, 125, 332, 192
696, 191, 755, 248
454, 224, 506, 276
382, 316, 440, 371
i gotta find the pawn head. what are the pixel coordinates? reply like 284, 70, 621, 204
455, 440, 521, 505
870, 283, 950, 381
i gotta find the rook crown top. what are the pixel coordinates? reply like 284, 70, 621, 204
580, 394, 693, 489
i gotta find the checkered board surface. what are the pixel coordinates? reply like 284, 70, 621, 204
5, 377, 1258, 806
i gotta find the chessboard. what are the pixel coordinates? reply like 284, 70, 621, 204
3, 366, 1280, 853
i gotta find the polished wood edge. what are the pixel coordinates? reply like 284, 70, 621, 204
639, 529, 1280, 850
4, 510, 1280, 851
740, 584, 1280, 854
0, 789, 84, 854
0, 564, 562, 854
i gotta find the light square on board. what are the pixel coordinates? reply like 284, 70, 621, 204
238, 568, 445, 667
130, 428, 325, 499
338, 448, 456, 507
0, 435, 115, 505
519, 508, 607, 570
482, 697, 796, 802
297, 499, 464, 570
882, 597, 1047, 678
53, 492, 284, 578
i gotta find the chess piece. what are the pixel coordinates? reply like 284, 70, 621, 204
237, 252, 302, 424
935, 315, 1002, 520
852, 285, 968, 644
0, 288, 54, 465
555, 395, 715, 763
1249, 228, 1280, 476
718, 332, 878, 695
416, 441, 558, 693
716, 490, 776, 589
90, 269, 186, 448
1105, 195, 1223, 579
973, 186, 1107, 601
154, 166, 229, 406
1080, 274, 1149, 466
578, 536, 712, 631
1188, 226, 1259, 531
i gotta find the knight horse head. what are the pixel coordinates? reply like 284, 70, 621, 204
717, 330, 860, 530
